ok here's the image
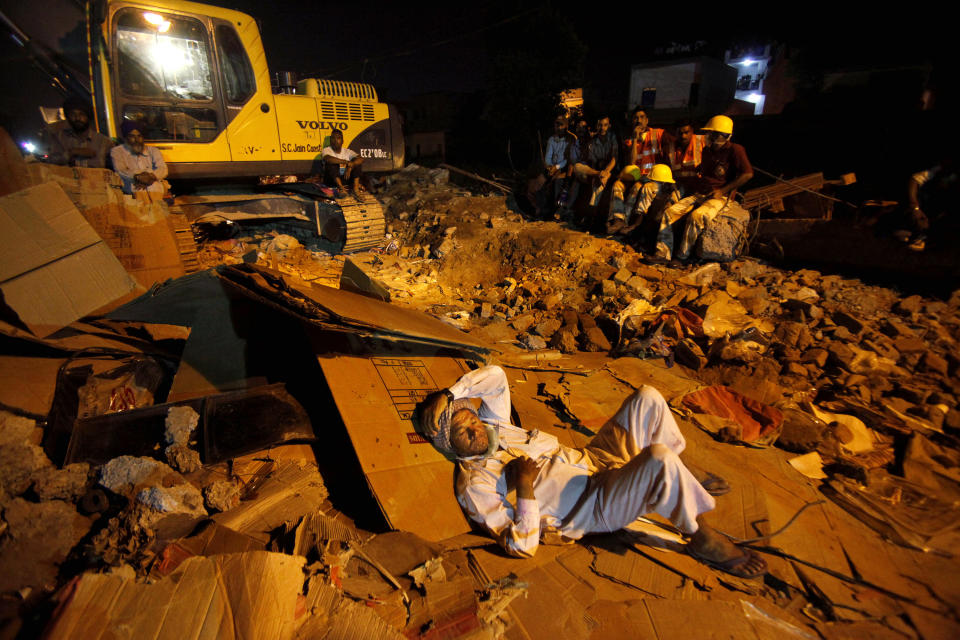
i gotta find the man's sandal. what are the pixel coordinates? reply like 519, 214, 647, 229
699, 471, 731, 497
688, 546, 767, 580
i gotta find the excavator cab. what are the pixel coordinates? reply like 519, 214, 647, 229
97, 0, 403, 180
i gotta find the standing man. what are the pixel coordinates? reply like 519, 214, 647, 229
322, 129, 364, 197
668, 118, 705, 197
419, 365, 764, 578
110, 120, 167, 196
670, 115, 753, 262
41, 95, 113, 168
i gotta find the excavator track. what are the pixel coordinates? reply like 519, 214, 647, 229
173, 187, 386, 254
316, 192, 386, 253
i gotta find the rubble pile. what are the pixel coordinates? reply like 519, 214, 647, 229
365, 169, 960, 452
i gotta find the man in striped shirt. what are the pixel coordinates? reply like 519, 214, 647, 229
420, 365, 767, 579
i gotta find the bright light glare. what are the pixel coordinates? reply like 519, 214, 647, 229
143, 12, 171, 32
21, 141, 36, 153
153, 40, 187, 72
745, 93, 763, 103
740, 58, 754, 66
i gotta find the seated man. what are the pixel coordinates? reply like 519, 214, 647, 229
420, 365, 766, 579
572, 115, 618, 211
321, 129, 364, 196
627, 164, 681, 258
666, 115, 753, 262
668, 118, 705, 198
542, 115, 580, 217
902, 151, 958, 251
41, 95, 113, 168
110, 120, 167, 196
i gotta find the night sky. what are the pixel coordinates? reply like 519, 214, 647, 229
0, 0, 953, 142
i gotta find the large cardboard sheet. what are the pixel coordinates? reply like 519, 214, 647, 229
25, 164, 187, 288
0, 182, 136, 336
319, 354, 475, 541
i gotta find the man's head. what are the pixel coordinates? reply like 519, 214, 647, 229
553, 115, 568, 135
63, 96, 92, 134
631, 107, 649, 132
596, 116, 611, 137
449, 408, 489, 457
329, 129, 344, 151
701, 115, 733, 150
675, 118, 695, 148
121, 120, 146, 153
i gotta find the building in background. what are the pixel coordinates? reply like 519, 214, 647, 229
725, 43, 796, 115
627, 57, 737, 122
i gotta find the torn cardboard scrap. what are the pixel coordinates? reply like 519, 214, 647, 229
45, 551, 305, 640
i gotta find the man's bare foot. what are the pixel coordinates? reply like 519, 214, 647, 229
687, 523, 767, 579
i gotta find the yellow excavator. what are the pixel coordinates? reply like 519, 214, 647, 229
5, 0, 404, 252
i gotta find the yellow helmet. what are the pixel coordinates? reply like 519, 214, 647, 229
621, 165, 642, 182
649, 164, 675, 184
702, 115, 733, 136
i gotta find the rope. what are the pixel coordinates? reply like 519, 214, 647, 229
751, 166, 857, 209
717, 499, 825, 544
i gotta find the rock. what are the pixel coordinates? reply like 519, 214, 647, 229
202, 480, 241, 512
0, 442, 51, 495
539, 293, 563, 310
549, 329, 579, 354
879, 318, 914, 338
578, 313, 598, 331
625, 275, 649, 296
263, 234, 301, 253
827, 342, 857, 370
697, 201, 750, 262
600, 279, 617, 297
432, 236, 456, 259
99, 456, 177, 496
633, 264, 663, 281
135, 484, 208, 539
32, 463, 90, 501
0, 411, 36, 445
613, 268, 632, 285
783, 298, 824, 321
480, 302, 494, 319
783, 362, 808, 377
165, 406, 199, 447
894, 295, 924, 316
510, 314, 535, 332
832, 326, 856, 342
560, 308, 580, 330
165, 444, 202, 474
521, 334, 548, 350
580, 327, 612, 352
533, 318, 562, 338
919, 351, 949, 376
801, 348, 829, 368
945, 409, 960, 431
0, 498, 91, 593
894, 336, 927, 354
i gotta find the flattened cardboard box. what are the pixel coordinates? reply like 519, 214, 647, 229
0, 182, 136, 337
25, 164, 186, 287
319, 353, 476, 542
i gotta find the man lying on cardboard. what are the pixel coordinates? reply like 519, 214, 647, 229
419, 365, 767, 579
